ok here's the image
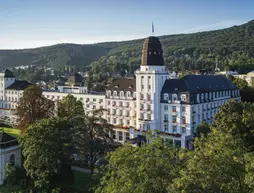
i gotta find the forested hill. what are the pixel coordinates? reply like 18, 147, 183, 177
1, 20, 254, 75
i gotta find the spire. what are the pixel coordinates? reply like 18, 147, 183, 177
152, 21, 154, 35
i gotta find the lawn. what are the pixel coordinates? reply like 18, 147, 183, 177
1, 127, 21, 138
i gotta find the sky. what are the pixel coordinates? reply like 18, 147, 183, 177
0, 0, 253, 49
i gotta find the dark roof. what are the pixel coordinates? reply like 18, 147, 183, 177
107, 78, 136, 92
6, 80, 32, 90
0, 130, 19, 149
162, 75, 237, 93
0, 69, 14, 78
141, 36, 164, 66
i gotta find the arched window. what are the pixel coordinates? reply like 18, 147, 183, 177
107, 91, 111, 97
181, 94, 186, 102
10, 154, 15, 165
201, 93, 204, 101
120, 91, 124, 98
113, 91, 117, 97
209, 93, 212, 99
127, 91, 131, 98
205, 93, 208, 100
164, 93, 169, 100
172, 94, 177, 101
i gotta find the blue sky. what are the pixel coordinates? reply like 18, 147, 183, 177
0, 0, 253, 49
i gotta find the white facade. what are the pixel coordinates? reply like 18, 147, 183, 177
0, 140, 21, 184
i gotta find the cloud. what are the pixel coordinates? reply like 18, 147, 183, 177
183, 20, 246, 33
0, 35, 145, 49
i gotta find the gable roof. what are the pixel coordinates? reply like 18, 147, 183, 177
6, 80, 32, 90
107, 78, 136, 92
0, 130, 18, 149
162, 75, 237, 94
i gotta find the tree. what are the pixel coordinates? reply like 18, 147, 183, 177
196, 120, 211, 137
57, 94, 84, 119
170, 129, 248, 193
213, 100, 254, 150
73, 109, 114, 175
20, 118, 73, 189
96, 138, 182, 193
16, 85, 55, 133
233, 78, 249, 90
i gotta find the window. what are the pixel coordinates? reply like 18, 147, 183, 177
127, 91, 131, 98
182, 106, 186, 112
173, 126, 177, 133
147, 124, 150, 130
10, 154, 15, 165
182, 127, 186, 133
182, 116, 186, 124
140, 94, 144, 100
113, 118, 116, 124
142, 85, 144, 89
164, 93, 169, 100
113, 91, 117, 97
197, 94, 200, 102
181, 94, 186, 102
108, 101, 110, 105
164, 105, 168, 111
148, 85, 151, 90
107, 91, 111, 97
164, 114, 168, 121
172, 94, 177, 101
120, 91, 124, 98
172, 106, 176, 112
164, 124, 168, 131
119, 131, 123, 141
112, 130, 116, 139
172, 115, 177, 123
147, 94, 151, 101
93, 98, 96, 102
126, 132, 130, 140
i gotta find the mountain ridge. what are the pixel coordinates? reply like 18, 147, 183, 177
0, 20, 254, 73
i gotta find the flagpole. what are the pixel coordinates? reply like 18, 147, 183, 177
152, 21, 154, 36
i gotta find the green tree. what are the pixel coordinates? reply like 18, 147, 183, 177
213, 100, 254, 150
73, 109, 114, 175
196, 120, 211, 137
233, 78, 249, 90
96, 138, 182, 193
170, 129, 248, 193
20, 118, 73, 189
16, 85, 55, 133
57, 94, 84, 119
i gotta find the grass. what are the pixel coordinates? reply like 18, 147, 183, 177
73, 170, 98, 193
1, 127, 21, 138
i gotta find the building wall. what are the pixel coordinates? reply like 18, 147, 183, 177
0, 145, 21, 184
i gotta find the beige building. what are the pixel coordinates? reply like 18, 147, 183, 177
234, 71, 254, 87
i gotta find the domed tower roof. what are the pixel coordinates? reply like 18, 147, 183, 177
141, 36, 164, 66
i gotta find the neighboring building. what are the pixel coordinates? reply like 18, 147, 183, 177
216, 71, 238, 76
0, 36, 241, 148
234, 71, 254, 87
0, 70, 31, 110
0, 130, 21, 184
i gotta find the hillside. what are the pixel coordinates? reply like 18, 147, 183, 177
1, 20, 254, 76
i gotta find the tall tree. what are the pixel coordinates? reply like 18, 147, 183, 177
196, 120, 211, 137
57, 94, 84, 119
20, 117, 73, 189
16, 85, 54, 133
73, 109, 114, 175
213, 100, 254, 150
96, 138, 182, 193
170, 129, 248, 193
